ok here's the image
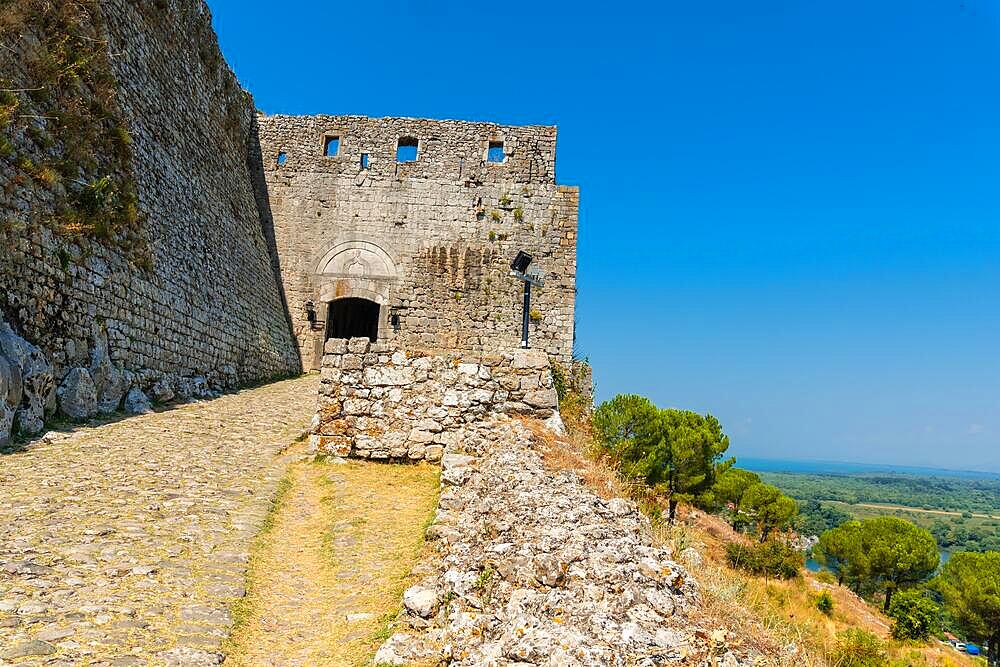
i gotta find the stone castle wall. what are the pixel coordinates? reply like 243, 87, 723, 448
256, 114, 579, 371
0, 0, 301, 442
312, 339, 559, 461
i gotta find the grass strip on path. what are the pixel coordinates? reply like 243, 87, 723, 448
224, 449, 439, 666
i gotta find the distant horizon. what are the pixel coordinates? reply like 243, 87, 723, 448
735, 454, 1000, 479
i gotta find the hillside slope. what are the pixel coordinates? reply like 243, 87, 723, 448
529, 408, 983, 667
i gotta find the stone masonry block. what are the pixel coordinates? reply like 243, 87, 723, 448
325, 339, 349, 354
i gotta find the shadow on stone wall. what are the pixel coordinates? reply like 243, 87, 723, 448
246, 111, 303, 374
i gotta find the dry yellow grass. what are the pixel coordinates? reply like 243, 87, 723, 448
224, 449, 439, 666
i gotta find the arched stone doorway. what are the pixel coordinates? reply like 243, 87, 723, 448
305, 238, 399, 369
326, 297, 379, 342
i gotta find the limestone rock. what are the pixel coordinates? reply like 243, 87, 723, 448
347, 337, 369, 353
1, 640, 55, 659
512, 349, 549, 369
408, 428, 436, 443
0, 354, 22, 410
0, 401, 13, 446
88, 324, 121, 413
151, 378, 175, 403
523, 387, 559, 410
681, 546, 703, 568
373, 633, 424, 665
124, 387, 154, 414
363, 366, 415, 386
97, 365, 127, 413
0, 355, 19, 445
58, 367, 98, 420
324, 338, 348, 354
192, 376, 211, 397
402, 585, 438, 618
0, 320, 55, 436
544, 411, 566, 434
375, 417, 730, 666
311, 340, 570, 461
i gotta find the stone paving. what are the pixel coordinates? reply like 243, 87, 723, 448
0, 376, 319, 666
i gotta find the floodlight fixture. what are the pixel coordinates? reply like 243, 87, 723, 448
510, 250, 543, 349
510, 251, 533, 274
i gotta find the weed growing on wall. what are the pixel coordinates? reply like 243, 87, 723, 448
0, 0, 151, 267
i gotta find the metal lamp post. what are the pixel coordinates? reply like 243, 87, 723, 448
509, 251, 544, 348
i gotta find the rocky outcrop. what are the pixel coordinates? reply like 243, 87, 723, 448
374, 417, 758, 666
57, 368, 99, 420
0, 314, 220, 443
312, 338, 559, 461
89, 325, 127, 414
124, 386, 154, 414
0, 321, 55, 443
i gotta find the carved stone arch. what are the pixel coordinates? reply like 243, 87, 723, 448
314, 239, 398, 281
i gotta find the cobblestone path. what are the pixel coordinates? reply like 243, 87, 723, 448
0, 376, 319, 666
224, 456, 439, 667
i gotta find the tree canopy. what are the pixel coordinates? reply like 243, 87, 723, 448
741, 482, 798, 542
815, 520, 868, 589
713, 467, 760, 516
795, 499, 852, 537
887, 590, 940, 641
937, 551, 1000, 666
592, 395, 731, 522
591, 394, 658, 454
815, 517, 938, 611
864, 516, 939, 611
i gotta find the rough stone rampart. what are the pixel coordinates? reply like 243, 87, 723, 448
0, 0, 300, 443
311, 339, 559, 461
371, 417, 763, 666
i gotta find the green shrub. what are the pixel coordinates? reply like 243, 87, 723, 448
887, 590, 940, 641
815, 569, 838, 585
816, 590, 834, 616
829, 629, 888, 667
725, 540, 803, 580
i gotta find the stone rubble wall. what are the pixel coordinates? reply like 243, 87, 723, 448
0, 0, 301, 445
373, 417, 759, 666
257, 114, 579, 371
311, 338, 559, 461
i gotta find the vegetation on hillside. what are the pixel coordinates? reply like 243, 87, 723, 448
592, 394, 730, 522
551, 383, 997, 666
814, 517, 939, 611
937, 552, 1000, 666
761, 471, 1000, 554
760, 471, 1000, 517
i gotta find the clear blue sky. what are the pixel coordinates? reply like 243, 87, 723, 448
208, 0, 1000, 472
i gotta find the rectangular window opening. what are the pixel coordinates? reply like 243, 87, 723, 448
487, 141, 505, 163
276, 151, 287, 166
323, 135, 340, 157
396, 137, 418, 163
360, 153, 370, 169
